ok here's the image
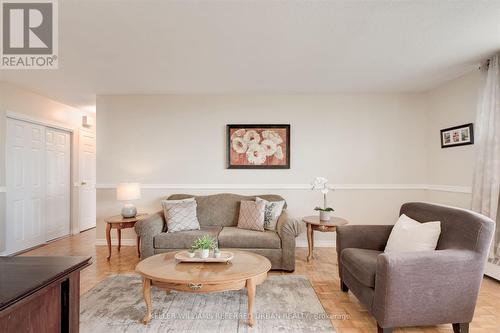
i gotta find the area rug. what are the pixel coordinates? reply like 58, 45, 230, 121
80, 274, 336, 333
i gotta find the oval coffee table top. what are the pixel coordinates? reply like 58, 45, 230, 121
135, 250, 271, 284
302, 215, 349, 227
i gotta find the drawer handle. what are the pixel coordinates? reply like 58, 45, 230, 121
188, 283, 202, 290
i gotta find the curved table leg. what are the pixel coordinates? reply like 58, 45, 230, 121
117, 228, 122, 252
106, 223, 112, 260
142, 278, 152, 324
307, 223, 314, 262
246, 278, 256, 327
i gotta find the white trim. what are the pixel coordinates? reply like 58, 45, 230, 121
0, 186, 6, 193
425, 184, 472, 194
6, 111, 74, 133
296, 239, 335, 248
485, 262, 500, 281
95, 183, 471, 194
96, 238, 137, 246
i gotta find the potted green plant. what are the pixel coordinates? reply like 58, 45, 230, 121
311, 176, 335, 221
193, 235, 216, 259
187, 247, 196, 258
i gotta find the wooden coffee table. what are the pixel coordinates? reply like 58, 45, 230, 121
302, 215, 348, 262
135, 250, 271, 327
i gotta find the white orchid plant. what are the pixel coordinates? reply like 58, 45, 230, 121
311, 177, 334, 213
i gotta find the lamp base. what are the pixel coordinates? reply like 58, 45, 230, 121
121, 204, 137, 218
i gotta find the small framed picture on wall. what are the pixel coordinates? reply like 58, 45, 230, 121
440, 123, 474, 148
227, 124, 290, 169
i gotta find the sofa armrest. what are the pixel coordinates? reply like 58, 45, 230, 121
135, 211, 165, 259
276, 211, 305, 271
336, 225, 393, 281
372, 249, 480, 328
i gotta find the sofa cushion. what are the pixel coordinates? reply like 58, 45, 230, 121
167, 193, 287, 227
237, 200, 266, 231
218, 227, 281, 249
154, 226, 222, 249
341, 248, 381, 288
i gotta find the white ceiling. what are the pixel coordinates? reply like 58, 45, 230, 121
1, 0, 499, 108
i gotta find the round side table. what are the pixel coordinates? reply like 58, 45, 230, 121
302, 215, 348, 262
104, 213, 149, 260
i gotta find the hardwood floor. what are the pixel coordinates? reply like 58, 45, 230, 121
22, 229, 500, 333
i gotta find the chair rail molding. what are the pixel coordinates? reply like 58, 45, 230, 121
95, 183, 472, 193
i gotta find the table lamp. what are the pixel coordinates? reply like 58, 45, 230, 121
117, 182, 141, 218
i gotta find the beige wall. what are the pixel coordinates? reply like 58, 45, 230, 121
0, 82, 95, 251
96, 94, 429, 244
424, 71, 481, 208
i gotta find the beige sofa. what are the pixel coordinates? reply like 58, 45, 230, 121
135, 193, 303, 271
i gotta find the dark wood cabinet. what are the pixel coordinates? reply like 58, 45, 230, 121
0, 256, 91, 333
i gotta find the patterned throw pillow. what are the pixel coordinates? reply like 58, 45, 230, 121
161, 198, 200, 233
256, 197, 286, 230
237, 200, 266, 232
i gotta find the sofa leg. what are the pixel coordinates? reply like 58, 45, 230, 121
340, 280, 349, 292
377, 323, 393, 333
452, 323, 469, 333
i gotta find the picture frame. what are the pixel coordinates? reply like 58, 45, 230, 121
227, 124, 290, 169
440, 123, 474, 148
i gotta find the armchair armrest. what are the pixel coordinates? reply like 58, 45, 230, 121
373, 249, 480, 328
277, 211, 305, 271
336, 225, 393, 280
135, 211, 165, 259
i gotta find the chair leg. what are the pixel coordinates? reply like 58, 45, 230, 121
377, 323, 393, 333
452, 323, 469, 333
340, 280, 349, 292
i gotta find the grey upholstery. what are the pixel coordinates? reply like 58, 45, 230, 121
336, 202, 495, 332
135, 193, 302, 271
218, 227, 281, 249
154, 226, 222, 249
341, 248, 380, 288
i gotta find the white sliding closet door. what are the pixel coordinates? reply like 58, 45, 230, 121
6, 118, 46, 253
5, 118, 71, 254
45, 128, 71, 241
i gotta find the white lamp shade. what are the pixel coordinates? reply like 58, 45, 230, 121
116, 183, 141, 201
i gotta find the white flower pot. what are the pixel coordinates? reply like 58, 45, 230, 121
187, 252, 195, 258
214, 251, 221, 258
200, 249, 209, 259
319, 211, 331, 221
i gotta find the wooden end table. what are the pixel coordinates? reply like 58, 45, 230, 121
104, 213, 149, 260
135, 250, 271, 327
302, 215, 348, 262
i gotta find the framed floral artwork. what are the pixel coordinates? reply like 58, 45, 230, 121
227, 124, 290, 169
440, 123, 474, 148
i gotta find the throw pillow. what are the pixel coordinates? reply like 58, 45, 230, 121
161, 198, 200, 233
256, 197, 286, 230
384, 214, 441, 253
237, 200, 266, 232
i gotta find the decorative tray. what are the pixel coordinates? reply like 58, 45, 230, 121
174, 251, 234, 263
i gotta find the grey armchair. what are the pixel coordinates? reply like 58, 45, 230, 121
336, 202, 494, 333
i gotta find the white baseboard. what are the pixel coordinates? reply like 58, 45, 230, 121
96, 238, 335, 248
296, 239, 335, 248
485, 262, 500, 281
96, 238, 137, 246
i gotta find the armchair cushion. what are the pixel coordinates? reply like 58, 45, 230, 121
341, 248, 381, 288
153, 226, 222, 249
218, 227, 281, 249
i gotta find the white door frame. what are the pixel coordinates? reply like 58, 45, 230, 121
5, 112, 78, 245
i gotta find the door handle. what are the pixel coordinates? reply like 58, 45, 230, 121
81, 181, 87, 186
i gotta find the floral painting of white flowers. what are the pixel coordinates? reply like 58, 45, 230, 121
227, 124, 290, 169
